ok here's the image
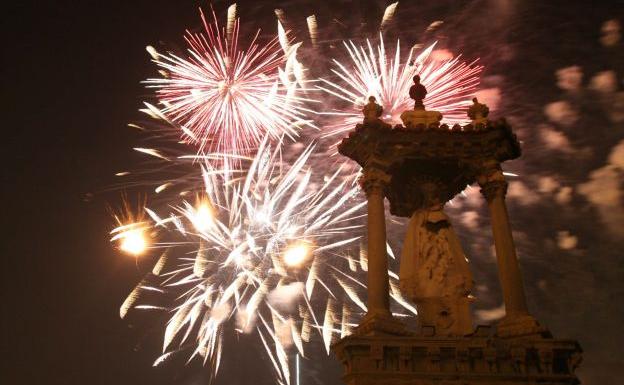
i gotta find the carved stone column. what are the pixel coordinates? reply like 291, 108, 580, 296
478, 162, 544, 336
355, 167, 407, 335
359, 167, 392, 319
478, 163, 528, 317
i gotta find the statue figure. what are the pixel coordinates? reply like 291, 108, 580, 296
409, 75, 428, 110
362, 96, 383, 124
401, 76, 442, 128
399, 185, 473, 335
467, 97, 489, 125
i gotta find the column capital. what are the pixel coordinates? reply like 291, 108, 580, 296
476, 161, 507, 203
358, 167, 391, 196
480, 179, 508, 202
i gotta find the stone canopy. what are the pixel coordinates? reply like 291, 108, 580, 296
337, 120, 521, 217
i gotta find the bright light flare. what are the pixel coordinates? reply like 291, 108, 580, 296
119, 228, 148, 255
283, 242, 312, 267
187, 199, 214, 232
111, 222, 150, 256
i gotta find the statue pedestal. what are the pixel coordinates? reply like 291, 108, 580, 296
400, 109, 443, 128
333, 331, 582, 385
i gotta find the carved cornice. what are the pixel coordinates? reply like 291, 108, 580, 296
338, 120, 521, 170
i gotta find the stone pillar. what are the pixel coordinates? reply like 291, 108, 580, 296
359, 167, 392, 319
478, 162, 529, 318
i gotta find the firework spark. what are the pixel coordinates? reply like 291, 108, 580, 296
318, 37, 483, 140
145, 8, 315, 155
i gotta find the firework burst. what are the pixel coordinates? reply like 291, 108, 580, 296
114, 137, 419, 384
145, 7, 315, 155
318, 37, 483, 140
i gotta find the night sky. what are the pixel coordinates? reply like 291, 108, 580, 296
4, 1, 624, 385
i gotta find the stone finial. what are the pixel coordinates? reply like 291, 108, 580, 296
409, 75, 427, 110
362, 95, 384, 124
468, 97, 490, 126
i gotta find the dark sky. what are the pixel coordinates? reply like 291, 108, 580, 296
3, 1, 624, 385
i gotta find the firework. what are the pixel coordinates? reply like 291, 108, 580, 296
144, 8, 315, 155
318, 37, 483, 140
112, 6, 482, 383
116, 137, 419, 384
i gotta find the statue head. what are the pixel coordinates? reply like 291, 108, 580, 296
472, 97, 478, 103
413, 75, 421, 84
368, 96, 376, 103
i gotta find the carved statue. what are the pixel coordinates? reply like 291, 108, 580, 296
362, 96, 383, 124
409, 75, 428, 110
468, 97, 489, 125
399, 185, 473, 335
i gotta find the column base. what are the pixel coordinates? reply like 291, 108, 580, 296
496, 314, 551, 338
353, 312, 412, 337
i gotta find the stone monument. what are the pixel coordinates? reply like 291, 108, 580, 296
332, 93, 582, 385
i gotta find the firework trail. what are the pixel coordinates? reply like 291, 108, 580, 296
145, 7, 316, 156
306, 15, 318, 49
380, 2, 399, 31
317, 36, 483, 141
